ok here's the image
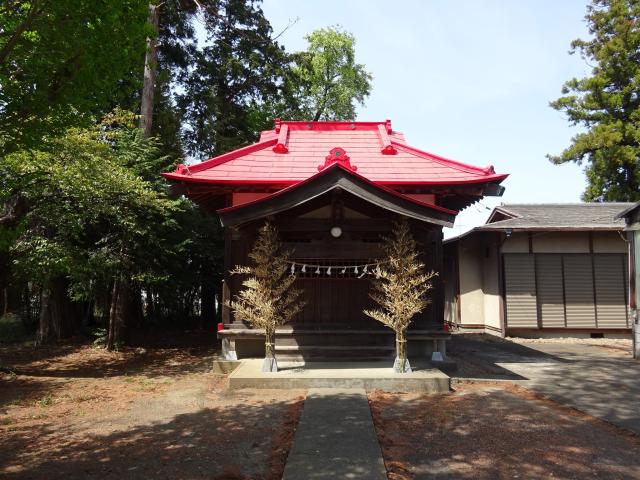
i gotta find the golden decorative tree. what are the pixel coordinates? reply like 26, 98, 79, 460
365, 217, 437, 373
229, 221, 305, 372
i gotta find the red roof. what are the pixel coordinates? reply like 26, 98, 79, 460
162, 120, 508, 187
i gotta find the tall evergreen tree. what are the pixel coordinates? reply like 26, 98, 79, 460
549, 0, 640, 201
178, 0, 289, 158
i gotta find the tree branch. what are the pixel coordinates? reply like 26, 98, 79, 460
0, 0, 45, 66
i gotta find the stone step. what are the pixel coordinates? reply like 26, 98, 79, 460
276, 345, 395, 351
275, 333, 394, 347
275, 344, 395, 362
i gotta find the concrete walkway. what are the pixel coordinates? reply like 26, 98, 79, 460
450, 335, 640, 434
282, 388, 387, 480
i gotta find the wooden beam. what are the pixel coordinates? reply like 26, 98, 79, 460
219, 166, 456, 228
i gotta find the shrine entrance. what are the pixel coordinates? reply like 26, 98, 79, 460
162, 118, 508, 362
218, 164, 450, 360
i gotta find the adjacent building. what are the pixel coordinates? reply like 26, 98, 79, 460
444, 203, 633, 338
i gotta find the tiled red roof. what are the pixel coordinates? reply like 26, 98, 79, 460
162, 120, 508, 186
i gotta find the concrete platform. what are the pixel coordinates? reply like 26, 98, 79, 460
228, 359, 450, 392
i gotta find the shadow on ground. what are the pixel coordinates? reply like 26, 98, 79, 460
1, 396, 302, 480
0, 330, 219, 379
446, 333, 567, 380
448, 333, 640, 435
370, 383, 640, 480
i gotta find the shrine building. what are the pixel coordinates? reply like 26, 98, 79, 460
162, 119, 508, 361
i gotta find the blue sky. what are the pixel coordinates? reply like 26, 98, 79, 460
261, 0, 593, 237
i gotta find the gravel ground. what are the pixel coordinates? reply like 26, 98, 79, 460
370, 382, 640, 480
0, 334, 304, 480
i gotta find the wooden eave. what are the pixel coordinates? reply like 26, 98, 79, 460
217, 163, 457, 228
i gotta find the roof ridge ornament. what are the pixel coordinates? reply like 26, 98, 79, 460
175, 163, 191, 175
272, 122, 289, 153
318, 147, 357, 172
377, 123, 397, 155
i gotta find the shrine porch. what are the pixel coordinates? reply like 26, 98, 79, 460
218, 326, 451, 362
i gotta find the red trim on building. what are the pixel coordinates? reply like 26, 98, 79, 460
217, 162, 459, 216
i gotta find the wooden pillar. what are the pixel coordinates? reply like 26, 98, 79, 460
431, 228, 445, 329
221, 227, 233, 325
410, 223, 444, 331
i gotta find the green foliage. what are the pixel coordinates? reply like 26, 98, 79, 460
36, 393, 53, 408
549, 0, 640, 201
0, 1, 375, 342
230, 221, 305, 356
91, 327, 108, 348
0, 313, 29, 343
2, 115, 181, 302
178, 0, 290, 158
291, 26, 372, 121
0, 0, 151, 154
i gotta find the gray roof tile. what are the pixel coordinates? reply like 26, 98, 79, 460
481, 203, 634, 231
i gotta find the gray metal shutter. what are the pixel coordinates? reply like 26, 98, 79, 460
593, 255, 628, 328
504, 254, 538, 328
563, 254, 596, 328
536, 255, 565, 328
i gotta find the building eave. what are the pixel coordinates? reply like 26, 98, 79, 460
217, 162, 458, 228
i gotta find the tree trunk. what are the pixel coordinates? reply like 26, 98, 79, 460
139, 3, 160, 137
37, 277, 76, 344
0, 252, 7, 316
393, 329, 411, 373
107, 279, 131, 350
131, 285, 144, 328
200, 272, 216, 330
144, 285, 156, 324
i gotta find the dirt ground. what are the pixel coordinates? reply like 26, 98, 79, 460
0, 332, 304, 480
4, 332, 640, 480
370, 381, 640, 480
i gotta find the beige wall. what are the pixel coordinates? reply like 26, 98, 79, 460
501, 231, 627, 254
482, 244, 502, 333
458, 236, 485, 326
501, 232, 528, 253
592, 231, 627, 253
457, 233, 502, 335
533, 232, 590, 253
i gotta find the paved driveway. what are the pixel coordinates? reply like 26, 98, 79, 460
448, 335, 640, 435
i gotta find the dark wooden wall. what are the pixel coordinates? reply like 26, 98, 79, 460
222, 212, 445, 331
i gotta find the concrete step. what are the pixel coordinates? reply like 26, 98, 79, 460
275, 344, 395, 362
276, 334, 394, 347
229, 359, 451, 392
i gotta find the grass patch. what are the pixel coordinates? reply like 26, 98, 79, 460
36, 394, 54, 408
0, 417, 15, 426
